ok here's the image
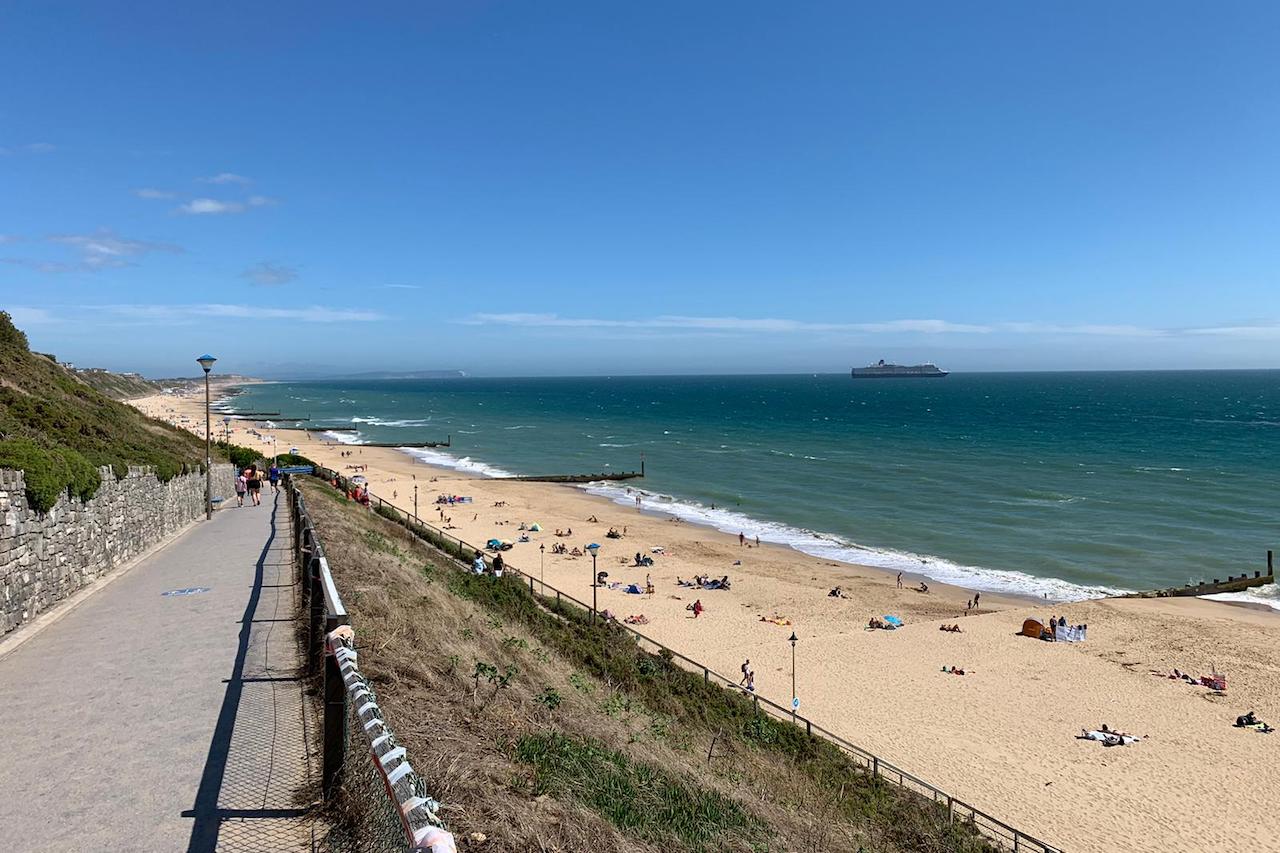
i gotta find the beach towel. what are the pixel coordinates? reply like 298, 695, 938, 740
884, 615, 904, 628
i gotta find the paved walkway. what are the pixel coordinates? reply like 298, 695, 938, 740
0, 491, 317, 852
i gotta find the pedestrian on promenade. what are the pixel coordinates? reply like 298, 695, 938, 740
268, 463, 280, 493
492, 553, 505, 578
234, 471, 247, 507
740, 658, 750, 685
245, 465, 262, 506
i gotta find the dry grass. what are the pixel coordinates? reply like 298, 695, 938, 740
301, 479, 996, 853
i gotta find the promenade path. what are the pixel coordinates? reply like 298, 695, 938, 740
0, 490, 317, 852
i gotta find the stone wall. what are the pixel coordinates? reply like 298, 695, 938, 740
0, 463, 235, 636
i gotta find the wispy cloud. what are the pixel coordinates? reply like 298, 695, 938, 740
242, 261, 298, 286
176, 194, 278, 215
382, 284, 421, 290
457, 313, 1280, 340
6, 229, 185, 272
0, 234, 22, 245
460, 313, 994, 334
177, 198, 246, 215
100, 303, 382, 323
6, 306, 56, 325
133, 187, 176, 200
198, 172, 251, 185
0, 142, 56, 155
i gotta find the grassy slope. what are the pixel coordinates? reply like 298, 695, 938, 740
301, 478, 996, 853
0, 312, 210, 510
72, 369, 162, 400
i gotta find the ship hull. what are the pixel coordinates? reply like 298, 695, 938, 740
851, 370, 949, 378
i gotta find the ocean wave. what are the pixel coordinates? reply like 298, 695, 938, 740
325, 431, 365, 445
350, 416, 434, 427
599, 443, 636, 448
503, 424, 537, 430
1200, 584, 1280, 612
579, 481, 1129, 602
400, 447, 516, 478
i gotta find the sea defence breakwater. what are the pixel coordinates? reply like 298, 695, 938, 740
0, 463, 235, 636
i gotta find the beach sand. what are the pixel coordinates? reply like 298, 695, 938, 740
135, 386, 1280, 853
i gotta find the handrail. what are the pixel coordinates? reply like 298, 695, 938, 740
316, 467, 1061, 853
287, 475, 455, 853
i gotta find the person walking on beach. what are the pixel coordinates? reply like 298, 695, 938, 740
740, 658, 751, 686
896, 572, 903, 589
973, 591, 981, 609
234, 471, 247, 507
739, 532, 745, 547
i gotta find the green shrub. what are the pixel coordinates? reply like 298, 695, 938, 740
515, 732, 760, 848
0, 311, 207, 497
0, 438, 102, 513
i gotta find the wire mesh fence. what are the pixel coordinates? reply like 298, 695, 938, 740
290, 479, 455, 853
316, 467, 1062, 853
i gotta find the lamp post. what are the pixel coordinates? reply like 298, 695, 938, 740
222, 416, 231, 446
788, 631, 798, 722
413, 484, 419, 523
539, 543, 545, 592
586, 542, 600, 624
196, 354, 217, 520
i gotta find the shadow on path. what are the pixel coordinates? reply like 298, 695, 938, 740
184, 493, 315, 852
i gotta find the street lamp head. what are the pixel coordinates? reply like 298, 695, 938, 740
196, 354, 217, 373
586, 543, 600, 556
789, 631, 798, 645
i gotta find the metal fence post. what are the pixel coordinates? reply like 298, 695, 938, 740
322, 631, 347, 797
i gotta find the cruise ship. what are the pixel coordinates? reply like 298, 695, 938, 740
851, 359, 949, 378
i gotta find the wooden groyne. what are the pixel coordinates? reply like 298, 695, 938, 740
356, 435, 451, 449
496, 470, 644, 484
1120, 550, 1274, 599
223, 411, 280, 417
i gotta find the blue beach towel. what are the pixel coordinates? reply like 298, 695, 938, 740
883, 615, 904, 628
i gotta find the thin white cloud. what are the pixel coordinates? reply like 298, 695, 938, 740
459, 313, 1280, 340
0, 142, 55, 155
35, 229, 183, 271
382, 284, 421, 290
242, 261, 298, 286
198, 172, 251, 185
176, 195, 278, 215
99, 303, 382, 323
1184, 324, 1280, 339
177, 198, 246, 215
460, 313, 993, 334
133, 187, 176, 200
0, 234, 22, 245
6, 306, 56, 325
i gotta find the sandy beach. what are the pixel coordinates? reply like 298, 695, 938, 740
134, 385, 1280, 853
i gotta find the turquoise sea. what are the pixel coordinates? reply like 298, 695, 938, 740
225, 372, 1279, 605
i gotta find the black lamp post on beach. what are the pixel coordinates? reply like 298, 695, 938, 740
222, 416, 231, 446
586, 542, 600, 624
788, 631, 798, 722
196, 354, 217, 520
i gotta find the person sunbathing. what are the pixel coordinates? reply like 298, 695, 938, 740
867, 617, 888, 630
916, 582, 929, 593
569, 547, 583, 557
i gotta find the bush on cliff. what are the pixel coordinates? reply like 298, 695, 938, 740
0, 438, 102, 512
0, 311, 208, 511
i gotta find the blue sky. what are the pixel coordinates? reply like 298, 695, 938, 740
2, 2, 1278, 376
